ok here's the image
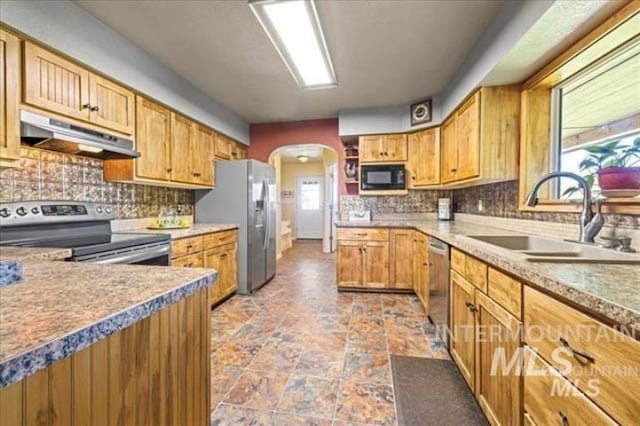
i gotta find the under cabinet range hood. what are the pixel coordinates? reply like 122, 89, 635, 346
20, 110, 140, 159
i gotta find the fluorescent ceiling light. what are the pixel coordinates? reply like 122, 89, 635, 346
297, 155, 310, 163
249, 0, 336, 89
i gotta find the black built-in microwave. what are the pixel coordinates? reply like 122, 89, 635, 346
361, 164, 406, 191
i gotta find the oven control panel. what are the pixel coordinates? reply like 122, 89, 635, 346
0, 201, 115, 226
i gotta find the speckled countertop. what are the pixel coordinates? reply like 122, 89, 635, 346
337, 220, 640, 333
122, 223, 238, 239
0, 246, 72, 262
0, 261, 216, 387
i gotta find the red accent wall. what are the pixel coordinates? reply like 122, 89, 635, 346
248, 118, 355, 195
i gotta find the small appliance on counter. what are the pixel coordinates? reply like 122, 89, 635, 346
348, 210, 371, 222
437, 198, 453, 221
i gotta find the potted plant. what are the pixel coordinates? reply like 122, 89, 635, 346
563, 137, 640, 197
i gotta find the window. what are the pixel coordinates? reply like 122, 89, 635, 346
553, 37, 640, 199
299, 180, 321, 210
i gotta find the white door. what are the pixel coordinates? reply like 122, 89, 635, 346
296, 176, 323, 239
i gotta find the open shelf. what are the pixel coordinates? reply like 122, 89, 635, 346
345, 180, 360, 184
345, 156, 359, 160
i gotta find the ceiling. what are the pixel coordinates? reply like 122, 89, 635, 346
74, 0, 503, 123
278, 145, 328, 163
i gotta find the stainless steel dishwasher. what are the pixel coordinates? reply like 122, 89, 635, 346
428, 237, 450, 347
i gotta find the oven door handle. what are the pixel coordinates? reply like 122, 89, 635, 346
87, 244, 170, 264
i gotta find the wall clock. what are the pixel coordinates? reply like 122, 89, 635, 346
410, 98, 432, 126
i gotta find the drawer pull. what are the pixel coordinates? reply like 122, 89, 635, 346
559, 337, 595, 363
221, 253, 227, 259
559, 411, 569, 426
355, 233, 368, 236
186, 244, 193, 250
186, 263, 193, 267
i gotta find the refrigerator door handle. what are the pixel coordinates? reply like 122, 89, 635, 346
263, 179, 270, 250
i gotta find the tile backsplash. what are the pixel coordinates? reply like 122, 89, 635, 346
339, 180, 638, 229
0, 148, 194, 219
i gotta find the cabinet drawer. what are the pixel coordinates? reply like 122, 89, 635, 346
171, 252, 203, 268
465, 255, 487, 292
337, 228, 389, 241
205, 242, 237, 256
414, 231, 429, 252
524, 286, 640, 425
171, 236, 203, 258
203, 229, 238, 249
451, 248, 465, 274
488, 268, 522, 319
523, 346, 616, 426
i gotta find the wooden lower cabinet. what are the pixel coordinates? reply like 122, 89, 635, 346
523, 346, 617, 426
205, 242, 238, 304
336, 239, 389, 290
171, 230, 238, 306
475, 291, 522, 426
0, 288, 211, 426
450, 270, 477, 389
389, 229, 414, 290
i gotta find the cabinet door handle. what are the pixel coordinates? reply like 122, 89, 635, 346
559, 337, 595, 363
379, 152, 384, 156
559, 411, 569, 426
362, 247, 367, 253
384, 152, 388, 156
412, 176, 416, 180
451, 168, 457, 172
221, 253, 227, 259
185, 262, 193, 268
465, 302, 478, 313
167, 168, 173, 172
91, 106, 100, 112
82, 103, 92, 110
186, 244, 193, 250
358, 247, 363, 254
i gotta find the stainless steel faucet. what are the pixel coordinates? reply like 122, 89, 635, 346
525, 171, 604, 243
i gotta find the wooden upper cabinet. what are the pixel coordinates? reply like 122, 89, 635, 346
88, 74, 134, 135
215, 134, 233, 160
408, 128, 440, 187
440, 86, 519, 185
170, 112, 195, 183
135, 97, 171, 181
23, 41, 91, 122
193, 124, 215, 186
359, 135, 384, 162
384, 134, 407, 161
441, 116, 458, 183
0, 29, 21, 165
359, 134, 407, 162
456, 92, 481, 181
23, 41, 135, 136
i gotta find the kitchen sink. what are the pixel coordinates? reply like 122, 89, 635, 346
463, 235, 640, 264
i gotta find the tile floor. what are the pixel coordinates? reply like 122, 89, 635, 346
210, 241, 449, 426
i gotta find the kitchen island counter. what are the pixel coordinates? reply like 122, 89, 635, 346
0, 260, 216, 388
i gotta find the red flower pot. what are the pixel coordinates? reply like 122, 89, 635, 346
597, 167, 640, 190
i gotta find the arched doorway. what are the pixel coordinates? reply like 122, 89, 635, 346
268, 144, 338, 257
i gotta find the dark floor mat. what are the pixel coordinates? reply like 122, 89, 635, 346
390, 355, 488, 426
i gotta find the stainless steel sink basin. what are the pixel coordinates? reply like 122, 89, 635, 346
463, 235, 640, 264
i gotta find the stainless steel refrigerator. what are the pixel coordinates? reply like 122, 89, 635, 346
195, 160, 277, 294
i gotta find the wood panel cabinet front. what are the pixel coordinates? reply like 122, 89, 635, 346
362, 241, 389, 288
455, 92, 481, 181
215, 133, 233, 160
523, 346, 617, 426
0, 288, 211, 426
384, 134, 408, 161
170, 112, 196, 183
0, 29, 21, 165
359, 135, 384, 162
389, 229, 414, 290
135, 97, 171, 181
524, 286, 640, 425
88, 74, 134, 135
337, 240, 363, 287
408, 128, 440, 187
193, 125, 215, 186
441, 116, 458, 183
475, 291, 522, 426
450, 270, 476, 390
23, 41, 91, 122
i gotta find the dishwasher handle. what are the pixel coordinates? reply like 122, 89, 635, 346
428, 240, 448, 256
